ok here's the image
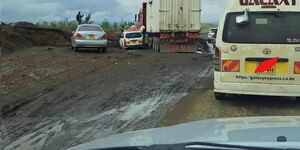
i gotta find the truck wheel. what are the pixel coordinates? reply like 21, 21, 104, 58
157, 38, 161, 52
153, 38, 157, 51
153, 37, 160, 52
214, 92, 226, 100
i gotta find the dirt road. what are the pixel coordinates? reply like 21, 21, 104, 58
1, 46, 212, 150
1, 46, 300, 150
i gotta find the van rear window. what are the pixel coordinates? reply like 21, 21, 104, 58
125, 32, 142, 38
223, 12, 300, 44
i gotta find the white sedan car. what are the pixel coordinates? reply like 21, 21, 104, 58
119, 31, 143, 49
71, 24, 108, 53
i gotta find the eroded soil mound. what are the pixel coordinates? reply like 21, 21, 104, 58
1, 22, 70, 54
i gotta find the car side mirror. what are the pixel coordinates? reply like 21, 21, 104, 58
72, 31, 75, 34
236, 8, 249, 25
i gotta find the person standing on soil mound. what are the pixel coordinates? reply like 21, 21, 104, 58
76, 12, 84, 24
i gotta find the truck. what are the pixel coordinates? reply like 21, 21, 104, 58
137, 0, 201, 52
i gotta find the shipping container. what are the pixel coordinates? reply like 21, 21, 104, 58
136, 0, 202, 52
146, 0, 201, 33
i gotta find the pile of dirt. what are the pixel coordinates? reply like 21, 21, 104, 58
1, 22, 71, 54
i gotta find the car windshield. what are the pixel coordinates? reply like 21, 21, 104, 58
223, 12, 300, 44
78, 26, 103, 31
125, 32, 142, 38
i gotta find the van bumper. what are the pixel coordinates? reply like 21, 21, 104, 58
214, 73, 300, 97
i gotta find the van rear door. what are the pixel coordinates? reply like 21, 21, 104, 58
220, 12, 300, 85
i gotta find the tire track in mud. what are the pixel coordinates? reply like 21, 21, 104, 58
3, 54, 213, 150
140, 63, 213, 129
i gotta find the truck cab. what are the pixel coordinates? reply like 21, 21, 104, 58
214, 0, 300, 99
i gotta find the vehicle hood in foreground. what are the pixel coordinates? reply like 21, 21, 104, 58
67, 116, 300, 150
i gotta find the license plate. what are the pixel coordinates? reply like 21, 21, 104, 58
88, 35, 96, 40
245, 61, 288, 75
169, 45, 194, 50
257, 61, 276, 75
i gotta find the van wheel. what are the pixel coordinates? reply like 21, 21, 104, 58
214, 92, 226, 100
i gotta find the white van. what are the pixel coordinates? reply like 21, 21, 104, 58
214, 0, 300, 100
119, 31, 144, 49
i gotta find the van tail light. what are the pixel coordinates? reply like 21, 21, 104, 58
101, 34, 107, 40
295, 62, 300, 74
214, 47, 221, 72
125, 40, 131, 45
222, 60, 240, 72
215, 47, 220, 57
75, 33, 83, 39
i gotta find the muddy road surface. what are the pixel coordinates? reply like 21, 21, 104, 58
1, 46, 300, 150
1, 47, 213, 150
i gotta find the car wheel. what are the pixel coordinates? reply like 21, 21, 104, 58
71, 46, 74, 50
214, 92, 226, 100
296, 97, 300, 101
96, 48, 102, 53
74, 47, 79, 52
102, 47, 107, 53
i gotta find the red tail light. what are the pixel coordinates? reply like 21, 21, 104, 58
215, 47, 220, 57
214, 47, 221, 71
125, 40, 131, 45
295, 62, 300, 74
75, 33, 83, 39
101, 34, 107, 40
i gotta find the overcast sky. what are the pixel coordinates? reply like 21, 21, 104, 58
1, 0, 226, 24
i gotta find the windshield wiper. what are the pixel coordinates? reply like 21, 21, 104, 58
89, 146, 144, 150
184, 142, 292, 150
89, 142, 299, 150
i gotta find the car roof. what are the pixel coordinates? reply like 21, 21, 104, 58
123, 31, 142, 34
78, 24, 100, 27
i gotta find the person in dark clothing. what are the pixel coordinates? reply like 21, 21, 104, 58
76, 12, 84, 24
